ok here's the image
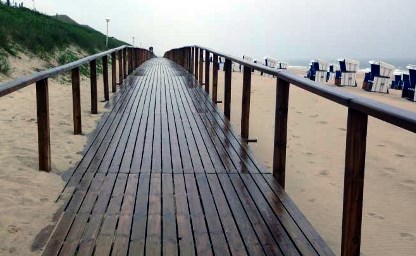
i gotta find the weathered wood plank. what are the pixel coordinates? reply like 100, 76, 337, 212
36, 78, 51, 172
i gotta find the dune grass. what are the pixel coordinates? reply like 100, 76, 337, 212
0, 3, 127, 74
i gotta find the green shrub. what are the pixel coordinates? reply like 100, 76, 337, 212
0, 54, 10, 75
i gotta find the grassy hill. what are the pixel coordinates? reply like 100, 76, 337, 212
0, 3, 128, 75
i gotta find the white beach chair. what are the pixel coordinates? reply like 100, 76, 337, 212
314, 59, 329, 83
337, 58, 360, 86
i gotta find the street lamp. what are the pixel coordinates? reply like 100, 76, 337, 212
105, 17, 111, 47
132, 36, 135, 47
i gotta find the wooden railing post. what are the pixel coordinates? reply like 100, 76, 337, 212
341, 108, 368, 256
111, 52, 117, 93
36, 78, 51, 172
212, 54, 219, 103
71, 67, 82, 135
241, 66, 252, 139
118, 50, 123, 85
103, 55, 109, 101
90, 59, 98, 114
195, 48, 199, 80
205, 50, 210, 93
224, 59, 232, 119
190, 47, 194, 74
272, 78, 290, 188
123, 48, 127, 79
129, 48, 133, 73
199, 49, 203, 84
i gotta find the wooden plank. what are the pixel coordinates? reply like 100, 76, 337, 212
36, 78, 51, 172
212, 54, 219, 103
194, 48, 198, 80
241, 66, 252, 140
152, 73, 162, 172
162, 174, 178, 256
341, 108, 368, 256
195, 174, 230, 255
103, 55, 109, 101
146, 173, 162, 255
71, 67, 82, 135
90, 59, 98, 114
273, 78, 290, 187
228, 174, 301, 255
174, 174, 195, 255
219, 174, 281, 255
184, 174, 213, 255
254, 174, 335, 255
224, 59, 232, 119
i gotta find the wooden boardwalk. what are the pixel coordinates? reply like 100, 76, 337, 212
43, 58, 333, 256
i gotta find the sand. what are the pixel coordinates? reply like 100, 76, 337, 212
1, 54, 415, 255
214, 67, 416, 255
0, 53, 113, 255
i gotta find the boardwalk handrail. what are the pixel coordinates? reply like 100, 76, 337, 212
0, 45, 155, 172
164, 45, 416, 256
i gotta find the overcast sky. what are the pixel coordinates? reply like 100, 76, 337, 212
13, 0, 416, 62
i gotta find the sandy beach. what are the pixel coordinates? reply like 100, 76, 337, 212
0, 53, 113, 255
214, 67, 416, 255
0, 56, 415, 255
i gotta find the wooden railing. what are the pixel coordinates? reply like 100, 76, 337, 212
164, 46, 416, 256
0, 46, 155, 172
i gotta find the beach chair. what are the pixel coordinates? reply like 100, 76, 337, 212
328, 63, 339, 82
391, 72, 403, 90
402, 65, 416, 101
313, 59, 329, 83
363, 61, 394, 93
337, 58, 360, 86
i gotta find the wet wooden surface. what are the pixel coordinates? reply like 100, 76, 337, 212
43, 58, 333, 256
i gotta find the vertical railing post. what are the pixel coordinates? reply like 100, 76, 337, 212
103, 55, 109, 101
90, 59, 98, 114
195, 48, 199, 81
224, 59, 232, 119
241, 66, 252, 140
341, 108, 368, 256
36, 78, 51, 172
199, 49, 203, 84
123, 48, 127, 79
190, 47, 194, 74
71, 67, 82, 135
129, 48, 133, 73
118, 50, 123, 85
272, 78, 290, 187
205, 50, 210, 93
212, 54, 219, 103
111, 52, 117, 93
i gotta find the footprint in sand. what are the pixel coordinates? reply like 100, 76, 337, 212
380, 167, 397, 177
377, 144, 386, 148
296, 111, 303, 115
400, 232, 415, 242
400, 180, 416, 190
305, 152, 313, 156
7, 225, 22, 234
309, 114, 318, 118
395, 154, 406, 158
319, 170, 329, 176
308, 198, 316, 203
368, 212, 385, 220
317, 121, 327, 125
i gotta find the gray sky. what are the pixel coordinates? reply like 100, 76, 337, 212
16, 0, 416, 61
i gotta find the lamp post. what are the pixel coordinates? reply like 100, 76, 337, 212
132, 36, 135, 47
105, 17, 111, 47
